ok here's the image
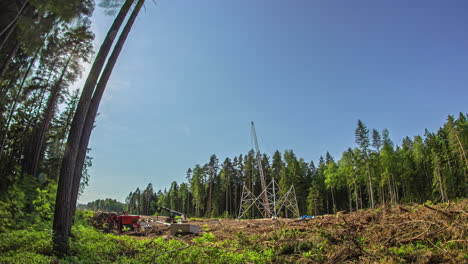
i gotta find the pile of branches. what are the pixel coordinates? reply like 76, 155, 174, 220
258, 200, 467, 263
324, 200, 467, 263
89, 212, 118, 232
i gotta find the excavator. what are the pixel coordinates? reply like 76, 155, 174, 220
156, 206, 188, 223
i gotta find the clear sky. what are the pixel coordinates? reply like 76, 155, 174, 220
78, 0, 468, 203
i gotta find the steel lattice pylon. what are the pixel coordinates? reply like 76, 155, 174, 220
237, 179, 300, 219
277, 185, 300, 218
238, 122, 299, 219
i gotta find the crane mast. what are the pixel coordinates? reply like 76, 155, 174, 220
251, 121, 271, 217
238, 122, 299, 219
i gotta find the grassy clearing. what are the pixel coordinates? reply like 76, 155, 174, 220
0, 224, 275, 264
0, 209, 274, 264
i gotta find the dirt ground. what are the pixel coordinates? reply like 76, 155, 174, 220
131, 200, 467, 244
134, 216, 301, 242
110, 200, 467, 263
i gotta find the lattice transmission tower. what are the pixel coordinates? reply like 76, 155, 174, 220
238, 122, 299, 219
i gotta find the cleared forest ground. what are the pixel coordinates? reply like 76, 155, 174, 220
1, 200, 467, 263
131, 200, 467, 263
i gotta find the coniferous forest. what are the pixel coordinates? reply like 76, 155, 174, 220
115, 116, 467, 218
0, 0, 467, 263
1, 0, 95, 231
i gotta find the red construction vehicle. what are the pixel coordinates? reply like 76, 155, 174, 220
91, 211, 140, 233
111, 212, 140, 233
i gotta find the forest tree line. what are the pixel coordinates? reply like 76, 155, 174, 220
0, 0, 146, 253
77, 198, 126, 212
0, 0, 96, 232
123, 116, 467, 218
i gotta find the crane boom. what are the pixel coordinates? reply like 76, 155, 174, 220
251, 121, 271, 217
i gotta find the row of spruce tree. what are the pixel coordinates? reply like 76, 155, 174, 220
1, 0, 147, 252
0, 0, 97, 232
119, 116, 467, 218
77, 198, 126, 212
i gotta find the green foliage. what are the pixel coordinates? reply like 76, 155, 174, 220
0, 173, 57, 231
0, 213, 275, 264
0, 228, 54, 264
0, 251, 53, 264
388, 243, 429, 257
78, 198, 126, 212
124, 113, 467, 219
32, 184, 57, 223
0, 184, 26, 232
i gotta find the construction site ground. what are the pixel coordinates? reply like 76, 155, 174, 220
118, 200, 467, 263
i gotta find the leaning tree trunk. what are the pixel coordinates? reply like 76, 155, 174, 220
0, 1, 30, 52
53, 0, 134, 254
20, 80, 49, 156
24, 51, 74, 177
0, 62, 22, 100
452, 129, 468, 170
0, 47, 40, 159
0, 0, 28, 37
0, 42, 18, 81
69, 0, 144, 224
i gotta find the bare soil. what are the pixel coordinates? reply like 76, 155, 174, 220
120, 200, 468, 263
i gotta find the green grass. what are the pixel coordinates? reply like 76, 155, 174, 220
0, 223, 274, 264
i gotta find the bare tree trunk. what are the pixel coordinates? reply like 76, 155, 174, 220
1, 72, 17, 118
367, 163, 375, 208
325, 192, 329, 214
435, 161, 447, 202
0, 42, 18, 80
20, 81, 50, 158
19, 89, 45, 146
0, 63, 21, 99
359, 185, 363, 209
0, 1, 30, 52
207, 173, 213, 216
25, 51, 73, 177
0, 0, 28, 37
394, 174, 399, 203
225, 178, 228, 214
313, 198, 317, 215
331, 187, 336, 213
354, 181, 359, 210
453, 131, 468, 170
0, 20, 16, 53
381, 185, 385, 204
387, 176, 393, 204
53, 0, 134, 254
69, 0, 144, 228
0, 47, 39, 159
229, 184, 233, 215
347, 184, 352, 211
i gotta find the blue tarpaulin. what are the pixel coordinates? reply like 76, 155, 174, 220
300, 215, 314, 219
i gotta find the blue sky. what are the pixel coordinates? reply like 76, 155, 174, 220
78, 0, 468, 203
